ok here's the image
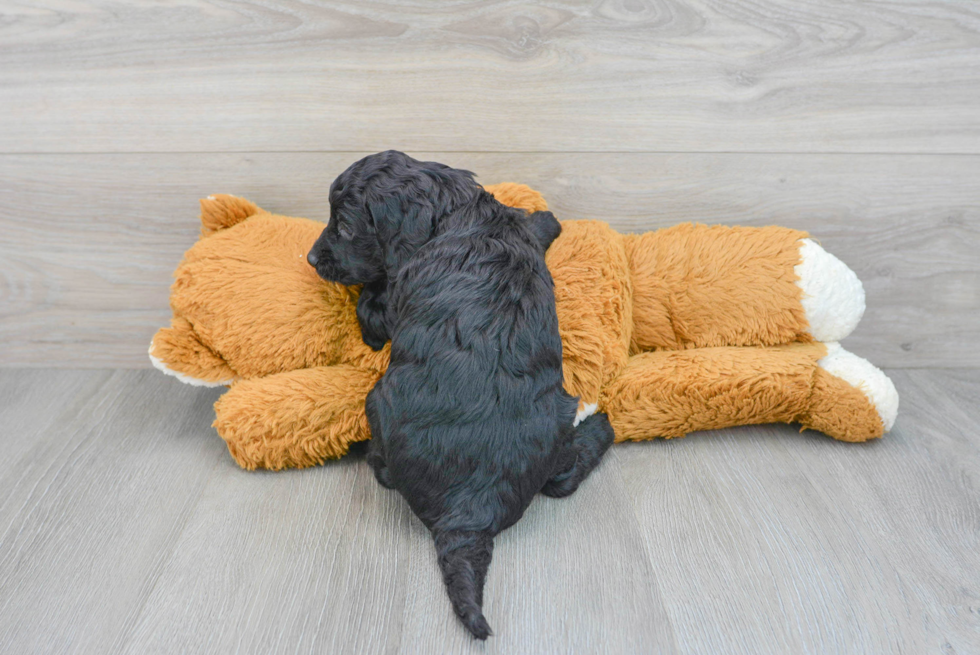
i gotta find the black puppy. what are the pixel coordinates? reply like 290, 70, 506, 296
307, 151, 614, 639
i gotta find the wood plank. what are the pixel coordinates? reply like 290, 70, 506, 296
0, 369, 112, 479
1, 152, 976, 368
2, 1, 979, 154
0, 370, 226, 655
615, 368, 980, 654
121, 450, 677, 654
0, 368, 674, 653
1, 369, 978, 652
395, 462, 677, 653
118, 453, 414, 655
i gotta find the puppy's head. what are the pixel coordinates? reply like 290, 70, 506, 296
307, 150, 478, 285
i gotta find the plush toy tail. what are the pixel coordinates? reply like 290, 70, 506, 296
434, 529, 495, 640
199, 194, 266, 236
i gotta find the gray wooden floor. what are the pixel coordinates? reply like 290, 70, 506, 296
3, 1, 980, 653
0, 368, 978, 654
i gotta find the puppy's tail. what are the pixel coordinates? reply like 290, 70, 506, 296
433, 528, 495, 640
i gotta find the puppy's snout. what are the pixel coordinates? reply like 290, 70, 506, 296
307, 250, 319, 267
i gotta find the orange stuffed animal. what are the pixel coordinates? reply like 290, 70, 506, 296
150, 184, 898, 470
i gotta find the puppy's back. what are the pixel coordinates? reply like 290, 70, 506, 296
368, 192, 578, 638
375, 201, 575, 526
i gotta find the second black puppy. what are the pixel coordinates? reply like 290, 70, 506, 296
307, 151, 614, 639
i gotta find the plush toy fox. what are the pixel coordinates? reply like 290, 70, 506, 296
150, 183, 898, 470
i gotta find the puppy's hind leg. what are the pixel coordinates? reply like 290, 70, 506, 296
366, 438, 395, 489
541, 412, 614, 498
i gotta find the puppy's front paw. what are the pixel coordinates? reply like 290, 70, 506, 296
361, 329, 388, 352
357, 278, 390, 351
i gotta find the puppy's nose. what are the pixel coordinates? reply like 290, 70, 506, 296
307, 251, 319, 267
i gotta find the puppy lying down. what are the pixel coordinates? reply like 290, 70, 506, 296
307, 151, 614, 639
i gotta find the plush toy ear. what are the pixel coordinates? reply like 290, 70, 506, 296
484, 183, 549, 214
199, 194, 266, 237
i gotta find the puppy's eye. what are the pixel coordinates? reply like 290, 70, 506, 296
337, 223, 354, 240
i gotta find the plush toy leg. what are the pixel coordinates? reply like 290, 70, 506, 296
624, 224, 865, 351
213, 365, 381, 470
600, 342, 897, 443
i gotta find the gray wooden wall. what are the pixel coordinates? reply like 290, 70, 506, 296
2, 1, 978, 368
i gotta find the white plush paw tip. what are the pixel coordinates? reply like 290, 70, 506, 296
148, 342, 237, 388
818, 343, 899, 431
573, 402, 598, 427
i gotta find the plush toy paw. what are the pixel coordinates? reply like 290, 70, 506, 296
149, 317, 238, 387
808, 342, 899, 436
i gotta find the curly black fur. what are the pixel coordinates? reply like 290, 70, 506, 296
308, 150, 614, 639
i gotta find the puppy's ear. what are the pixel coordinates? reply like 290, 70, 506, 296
527, 211, 562, 251
367, 192, 437, 275
363, 158, 479, 275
